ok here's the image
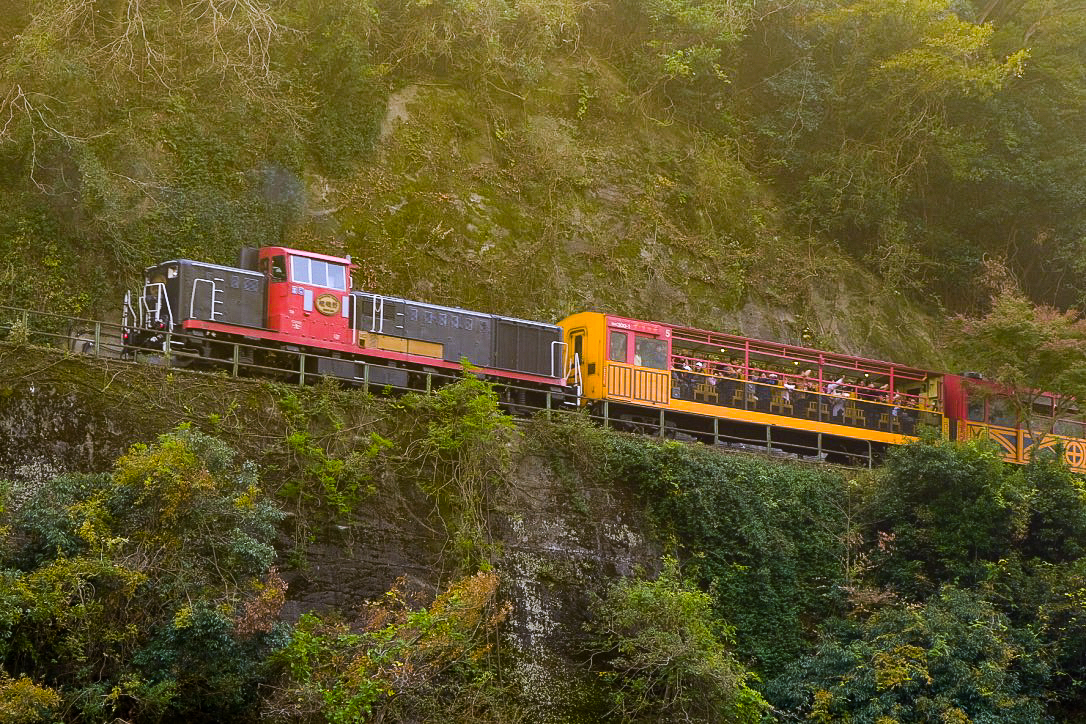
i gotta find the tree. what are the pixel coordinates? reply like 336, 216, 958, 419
586, 557, 767, 722
0, 427, 286, 721
265, 572, 515, 723
952, 288, 1086, 452
767, 587, 1049, 722
870, 437, 1027, 597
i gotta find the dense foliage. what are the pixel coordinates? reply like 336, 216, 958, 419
2, 363, 1086, 720
2, 1, 1086, 715
572, 427, 1086, 720
2, 0, 1084, 355
585, 556, 767, 722
951, 287, 1086, 449
0, 426, 287, 721
266, 572, 516, 723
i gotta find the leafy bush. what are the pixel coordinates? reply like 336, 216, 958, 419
388, 371, 515, 568
586, 557, 767, 722
870, 437, 1027, 597
590, 0, 752, 126
377, 0, 586, 85
0, 671, 60, 724
768, 586, 1049, 722
266, 571, 514, 723
602, 436, 848, 673
0, 426, 286, 721
275, 383, 390, 517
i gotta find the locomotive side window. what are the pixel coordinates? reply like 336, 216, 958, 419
609, 331, 628, 363
271, 255, 287, 281
327, 264, 346, 290
635, 336, 667, 370
967, 397, 985, 422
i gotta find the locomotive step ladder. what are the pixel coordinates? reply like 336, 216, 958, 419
190, 278, 224, 321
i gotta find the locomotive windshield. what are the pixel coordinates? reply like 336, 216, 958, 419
290, 255, 347, 291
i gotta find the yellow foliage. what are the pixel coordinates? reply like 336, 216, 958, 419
940, 707, 971, 723
807, 689, 836, 722
873, 644, 932, 691
0, 671, 60, 724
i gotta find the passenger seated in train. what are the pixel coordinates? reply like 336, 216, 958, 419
748, 370, 770, 410
826, 377, 848, 418
715, 362, 736, 404
781, 376, 796, 404
672, 359, 695, 400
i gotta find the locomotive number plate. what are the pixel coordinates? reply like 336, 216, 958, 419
315, 293, 340, 316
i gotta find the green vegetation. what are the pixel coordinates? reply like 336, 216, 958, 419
267, 572, 515, 723
3, 0, 1086, 718
3, 0, 1084, 361
586, 556, 767, 722
951, 287, 1086, 450
0, 426, 286, 722
600, 436, 848, 674
544, 423, 1086, 720
2, 358, 1086, 719
769, 587, 1049, 723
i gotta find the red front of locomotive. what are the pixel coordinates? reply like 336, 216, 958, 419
257, 247, 354, 347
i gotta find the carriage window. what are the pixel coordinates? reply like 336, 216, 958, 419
967, 397, 985, 422
1029, 397, 1053, 433
609, 331, 628, 363
636, 336, 668, 370
1054, 418, 1083, 438
989, 396, 1017, 427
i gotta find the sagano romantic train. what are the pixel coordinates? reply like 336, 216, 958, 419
121, 246, 1085, 471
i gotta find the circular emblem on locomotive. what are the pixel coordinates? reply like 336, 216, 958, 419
1065, 440, 1085, 470
315, 293, 340, 316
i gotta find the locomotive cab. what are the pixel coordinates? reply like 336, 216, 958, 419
259, 247, 353, 345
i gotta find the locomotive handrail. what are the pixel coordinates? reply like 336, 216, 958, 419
122, 291, 136, 333
372, 294, 384, 333
567, 351, 584, 398
189, 278, 223, 321
140, 282, 174, 329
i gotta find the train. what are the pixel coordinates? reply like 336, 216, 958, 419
121, 245, 1086, 472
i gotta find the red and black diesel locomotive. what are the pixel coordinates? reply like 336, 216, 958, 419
122, 246, 1086, 472
123, 246, 566, 397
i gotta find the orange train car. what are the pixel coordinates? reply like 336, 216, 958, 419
560, 311, 1086, 471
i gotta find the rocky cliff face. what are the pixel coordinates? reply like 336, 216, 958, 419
0, 346, 661, 721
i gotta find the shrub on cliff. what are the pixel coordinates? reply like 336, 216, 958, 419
0, 426, 286, 722
265, 571, 515, 723
586, 556, 767, 722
